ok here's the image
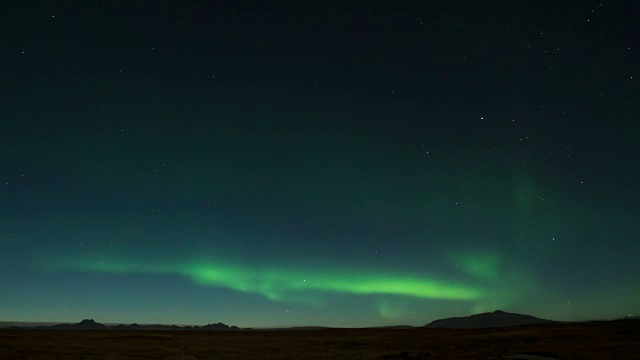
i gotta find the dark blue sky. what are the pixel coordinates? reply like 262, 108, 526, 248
1, 1, 639, 327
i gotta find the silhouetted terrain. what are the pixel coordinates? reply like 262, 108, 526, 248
425, 310, 554, 329
7, 319, 238, 331
51, 319, 107, 330
1, 320, 639, 359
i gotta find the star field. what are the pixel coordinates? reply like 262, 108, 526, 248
1, 1, 639, 327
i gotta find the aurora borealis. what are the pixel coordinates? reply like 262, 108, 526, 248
2, 2, 639, 327
53, 257, 483, 301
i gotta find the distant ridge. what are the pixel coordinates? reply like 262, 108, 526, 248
425, 310, 554, 329
51, 319, 107, 330
10, 319, 239, 331
200, 322, 239, 330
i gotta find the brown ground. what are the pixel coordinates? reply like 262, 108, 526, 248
1, 320, 638, 359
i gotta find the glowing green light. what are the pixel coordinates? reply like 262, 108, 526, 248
453, 252, 502, 280
54, 258, 483, 301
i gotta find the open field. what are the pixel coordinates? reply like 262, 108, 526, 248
1, 320, 638, 359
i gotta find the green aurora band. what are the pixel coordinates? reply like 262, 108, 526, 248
52, 258, 484, 301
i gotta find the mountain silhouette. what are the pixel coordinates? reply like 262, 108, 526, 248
26, 319, 239, 331
621, 315, 640, 320
200, 322, 239, 330
425, 310, 554, 329
51, 319, 107, 330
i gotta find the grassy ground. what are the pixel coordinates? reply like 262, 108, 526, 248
0, 320, 638, 359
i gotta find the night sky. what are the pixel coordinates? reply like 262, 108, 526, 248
2, 1, 639, 328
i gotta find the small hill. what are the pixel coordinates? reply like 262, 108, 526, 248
199, 322, 239, 330
50, 319, 107, 330
23, 320, 239, 331
425, 310, 554, 329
